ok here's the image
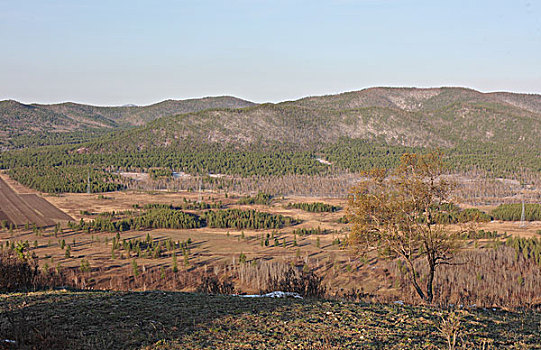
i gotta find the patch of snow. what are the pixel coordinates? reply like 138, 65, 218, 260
236, 291, 303, 299
316, 158, 332, 166
172, 172, 191, 179
208, 173, 226, 178
394, 300, 404, 305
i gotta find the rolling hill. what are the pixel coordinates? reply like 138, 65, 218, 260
97, 87, 541, 151
2, 87, 540, 192
0, 96, 256, 149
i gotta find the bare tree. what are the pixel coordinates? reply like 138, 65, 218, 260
347, 152, 463, 303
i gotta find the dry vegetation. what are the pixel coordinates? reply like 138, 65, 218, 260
1, 290, 539, 349
1, 170, 541, 348
1, 172, 540, 305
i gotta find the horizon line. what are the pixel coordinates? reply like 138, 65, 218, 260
2, 85, 541, 108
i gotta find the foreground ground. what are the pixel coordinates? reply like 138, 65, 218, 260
1, 290, 540, 349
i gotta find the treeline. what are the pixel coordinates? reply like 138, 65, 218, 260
1, 136, 540, 194
139, 199, 222, 211
292, 227, 329, 236
322, 138, 541, 175
202, 209, 298, 230
322, 138, 423, 172
7, 166, 124, 193
491, 204, 541, 221
433, 204, 492, 224
70, 208, 202, 232
0, 145, 329, 193
505, 237, 541, 265
238, 192, 273, 205
0, 145, 327, 177
285, 202, 341, 213
69, 208, 297, 233
445, 142, 541, 175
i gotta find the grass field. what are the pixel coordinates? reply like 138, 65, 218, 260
1, 290, 540, 349
1, 175, 541, 348
1, 171, 540, 300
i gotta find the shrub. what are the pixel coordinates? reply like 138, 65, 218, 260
0, 250, 38, 292
264, 265, 326, 298
197, 274, 235, 295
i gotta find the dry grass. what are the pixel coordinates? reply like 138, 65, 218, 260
0, 290, 539, 349
2, 172, 540, 310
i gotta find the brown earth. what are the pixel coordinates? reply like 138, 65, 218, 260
0, 176, 73, 227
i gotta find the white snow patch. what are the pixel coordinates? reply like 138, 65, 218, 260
172, 171, 191, 179
316, 158, 332, 166
236, 291, 303, 299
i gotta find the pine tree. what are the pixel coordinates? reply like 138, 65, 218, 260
172, 253, 178, 273
132, 259, 140, 277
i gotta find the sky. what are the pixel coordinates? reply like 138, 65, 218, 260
1, 0, 540, 105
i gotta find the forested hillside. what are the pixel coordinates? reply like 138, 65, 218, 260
0, 96, 255, 149
76, 87, 541, 174
110, 87, 540, 150
1, 87, 540, 193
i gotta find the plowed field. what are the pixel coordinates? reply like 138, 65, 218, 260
0, 177, 72, 227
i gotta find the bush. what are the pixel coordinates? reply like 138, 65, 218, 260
0, 250, 38, 292
197, 274, 235, 295
264, 265, 326, 298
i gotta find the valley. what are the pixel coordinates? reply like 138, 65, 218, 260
1, 87, 541, 349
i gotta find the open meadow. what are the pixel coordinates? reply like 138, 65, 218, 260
1, 171, 540, 306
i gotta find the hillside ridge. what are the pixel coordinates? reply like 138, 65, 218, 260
0, 96, 256, 148
98, 87, 541, 151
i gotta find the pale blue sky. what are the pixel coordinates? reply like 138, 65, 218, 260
1, 0, 539, 105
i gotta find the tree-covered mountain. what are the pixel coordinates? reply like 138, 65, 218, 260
2, 87, 540, 193
0, 96, 256, 149
98, 87, 541, 151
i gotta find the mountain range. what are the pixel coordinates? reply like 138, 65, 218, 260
90, 87, 541, 152
2, 87, 541, 155
0, 96, 255, 148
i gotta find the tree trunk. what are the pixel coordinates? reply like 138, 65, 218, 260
405, 258, 426, 301
425, 259, 435, 303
